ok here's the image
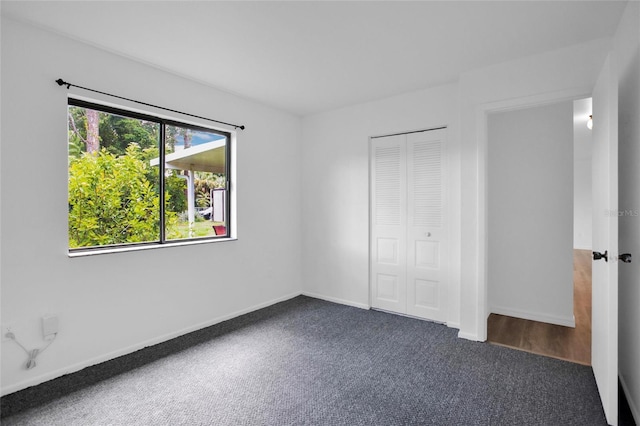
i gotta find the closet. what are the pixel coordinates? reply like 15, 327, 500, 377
369, 128, 448, 323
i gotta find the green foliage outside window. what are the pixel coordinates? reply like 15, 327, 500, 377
68, 144, 178, 248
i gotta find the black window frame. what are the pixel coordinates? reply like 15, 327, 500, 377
68, 98, 232, 253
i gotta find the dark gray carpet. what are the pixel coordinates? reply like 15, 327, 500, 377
1, 296, 607, 425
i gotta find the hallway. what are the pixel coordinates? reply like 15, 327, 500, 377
487, 249, 592, 365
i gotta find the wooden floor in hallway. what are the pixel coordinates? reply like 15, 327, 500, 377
487, 249, 592, 365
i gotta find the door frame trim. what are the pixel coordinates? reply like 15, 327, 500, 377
474, 86, 594, 340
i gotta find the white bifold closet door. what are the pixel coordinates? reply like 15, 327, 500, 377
370, 128, 448, 323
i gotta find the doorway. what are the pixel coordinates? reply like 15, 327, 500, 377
486, 98, 594, 365
487, 249, 592, 365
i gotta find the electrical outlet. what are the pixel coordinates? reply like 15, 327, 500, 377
2, 323, 14, 341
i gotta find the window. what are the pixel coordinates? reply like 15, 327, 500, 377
67, 99, 231, 252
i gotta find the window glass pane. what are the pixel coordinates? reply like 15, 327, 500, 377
67, 105, 161, 248
163, 124, 228, 240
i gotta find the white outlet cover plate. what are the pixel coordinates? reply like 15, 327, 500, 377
42, 315, 58, 338
2, 324, 14, 341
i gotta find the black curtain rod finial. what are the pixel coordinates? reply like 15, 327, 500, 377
55, 78, 71, 89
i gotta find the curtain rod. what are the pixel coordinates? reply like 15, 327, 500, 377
56, 78, 245, 131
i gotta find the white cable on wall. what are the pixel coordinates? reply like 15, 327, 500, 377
5, 331, 57, 370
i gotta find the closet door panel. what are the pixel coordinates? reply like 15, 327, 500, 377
406, 129, 448, 322
370, 135, 407, 313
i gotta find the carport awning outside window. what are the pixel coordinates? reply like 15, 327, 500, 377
150, 139, 226, 173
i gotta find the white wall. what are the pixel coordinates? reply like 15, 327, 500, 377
301, 84, 460, 326
487, 102, 574, 327
573, 98, 593, 250
457, 38, 611, 340
614, 0, 640, 422
0, 18, 302, 395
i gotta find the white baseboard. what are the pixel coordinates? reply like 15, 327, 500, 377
490, 306, 575, 328
457, 331, 482, 341
1, 292, 301, 396
620, 372, 640, 424
301, 291, 370, 310
447, 321, 460, 330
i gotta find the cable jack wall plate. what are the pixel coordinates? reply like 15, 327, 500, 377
42, 315, 58, 340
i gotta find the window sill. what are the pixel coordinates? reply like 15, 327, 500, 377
68, 237, 237, 258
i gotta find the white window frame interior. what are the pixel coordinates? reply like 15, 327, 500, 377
66, 95, 237, 257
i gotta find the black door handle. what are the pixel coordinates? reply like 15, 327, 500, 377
619, 253, 632, 263
593, 250, 608, 262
